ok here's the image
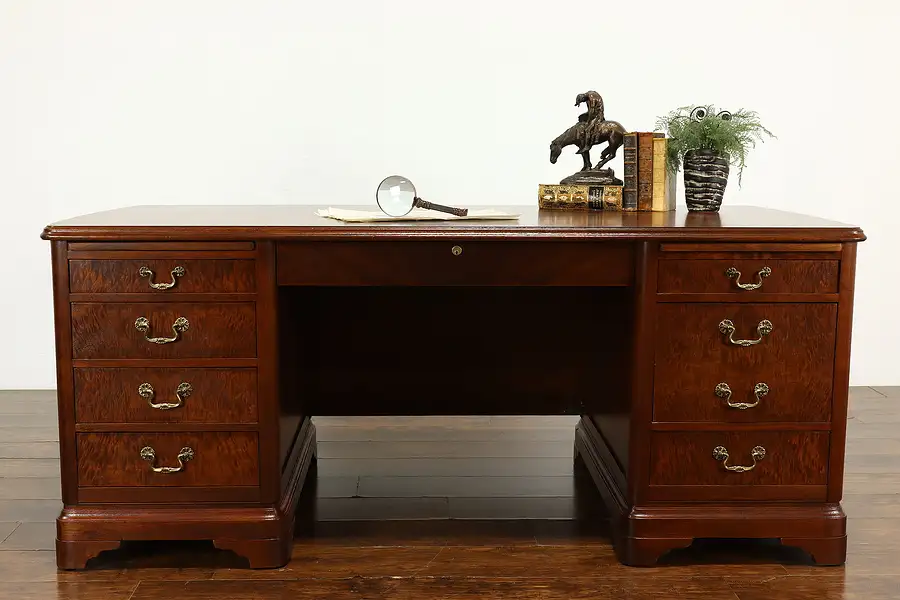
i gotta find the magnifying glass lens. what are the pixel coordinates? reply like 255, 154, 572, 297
376, 176, 416, 217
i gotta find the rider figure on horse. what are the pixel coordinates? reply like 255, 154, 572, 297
575, 91, 605, 154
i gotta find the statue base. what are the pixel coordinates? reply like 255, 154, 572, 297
560, 168, 624, 187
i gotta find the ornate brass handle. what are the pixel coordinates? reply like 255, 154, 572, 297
134, 316, 189, 344
139, 446, 194, 473
725, 266, 771, 290
718, 319, 773, 347
712, 445, 766, 472
714, 382, 769, 410
139, 266, 185, 290
137, 382, 192, 410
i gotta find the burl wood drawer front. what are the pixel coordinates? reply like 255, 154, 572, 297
276, 241, 634, 286
74, 368, 257, 423
648, 431, 829, 501
654, 303, 837, 423
71, 302, 257, 359
658, 259, 839, 295
69, 259, 256, 294
77, 432, 259, 487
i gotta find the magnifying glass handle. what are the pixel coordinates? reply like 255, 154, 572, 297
413, 197, 468, 217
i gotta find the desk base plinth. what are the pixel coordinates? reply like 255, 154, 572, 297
55, 419, 316, 570
574, 417, 847, 567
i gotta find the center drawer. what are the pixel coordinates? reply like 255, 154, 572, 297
653, 303, 837, 423
71, 302, 257, 359
276, 241, 634, 286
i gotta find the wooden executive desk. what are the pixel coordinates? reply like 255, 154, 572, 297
41, 204, 865, 569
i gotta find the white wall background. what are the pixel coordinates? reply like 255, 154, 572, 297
1, 0, 898, 388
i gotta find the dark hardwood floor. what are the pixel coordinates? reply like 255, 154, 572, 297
1, 387, 898, 599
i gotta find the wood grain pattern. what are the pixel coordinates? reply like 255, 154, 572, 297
653, 303, 837, 424
73, 368, 257, 424
648, 431, 829, 489
69, 259, 256, 293
277, 241, 634, 287
71, 303, 257, 359
40, 204, 866, 243
76, 432, 259, 487
657, 259, 839, 294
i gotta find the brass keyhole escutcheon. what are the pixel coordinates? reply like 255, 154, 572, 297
451, 245, 463, 256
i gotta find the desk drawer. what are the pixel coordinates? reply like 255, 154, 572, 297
276, 241, 633, 286
69, 259, 256, 294
658, 258, 839, 295
71, 302, 257, 359
653, 303, 836, 423
648, 431, 829, 501
74, 368, 257, 423
77, 432, 259, 488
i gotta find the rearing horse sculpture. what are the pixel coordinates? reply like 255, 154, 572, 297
550, 118, 627, 172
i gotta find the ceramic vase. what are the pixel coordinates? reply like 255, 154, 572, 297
683, 149, 730, 212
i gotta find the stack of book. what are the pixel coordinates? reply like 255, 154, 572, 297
622, 132, 676, 212
538, 132, 676, 212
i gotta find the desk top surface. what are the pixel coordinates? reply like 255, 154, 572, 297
42, 204, 866, 242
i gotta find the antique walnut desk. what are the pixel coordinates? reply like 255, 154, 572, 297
40, 204, 865, 569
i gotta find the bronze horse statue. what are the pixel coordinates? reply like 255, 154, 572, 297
550, 118, 627, 172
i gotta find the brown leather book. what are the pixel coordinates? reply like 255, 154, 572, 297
622, 133, 638, 211
637, 132, 656, 211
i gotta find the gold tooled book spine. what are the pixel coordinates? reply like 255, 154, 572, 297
602, 185, 623, 211
538, 184, 589, 210
652, 137, 666, 211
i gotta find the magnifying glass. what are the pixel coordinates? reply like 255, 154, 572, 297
376, 175, 468, 218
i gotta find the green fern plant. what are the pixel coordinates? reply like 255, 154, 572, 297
654, 105, 775, 184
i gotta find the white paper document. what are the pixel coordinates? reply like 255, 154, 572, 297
316, 207, 521, 223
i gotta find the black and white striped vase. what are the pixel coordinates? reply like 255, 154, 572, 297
683, 149, 730, 212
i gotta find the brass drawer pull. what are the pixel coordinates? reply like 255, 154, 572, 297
140, 446, 194, 473
138, 382, 192, 410
139, 266, 185, 290
725, 266, 771, 290
712, 445, 766, 473
714, 382, 769, 410
718, 319, 772, 347
451, 245, 463, 256
134, 316, 189, 344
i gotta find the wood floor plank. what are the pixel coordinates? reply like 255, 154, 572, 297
841, 494, 900, 518
0, 523, 17, 544
0, 459, 60, 478
0, 478, 60, 500
0, 428, 58, 443
849, 386, 887, 400
0, 582, 138, 600
131, 579, 388, 600
0, 549, 215, 582
357, 475, 577, 498
872, 386, 900, 397
295, 519, 541, 547
314, 497, 450, 521
316, 440, 573, 459
734, 574, 900, 600
846, 421, 900, 439
0, 500, 61, 522
317, 457, 575, 477
211, 545, 440, 580
845, 453, 900, 473
0, 414, 56, 427
311, 476, 359, 498
0, 522, 54, 551
0, 443, 59, 459
315, 426, 575, 442
447, 497, 597, 520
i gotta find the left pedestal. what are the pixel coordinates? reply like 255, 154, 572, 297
44, 239, 309, 570
56, 419, 316, 569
